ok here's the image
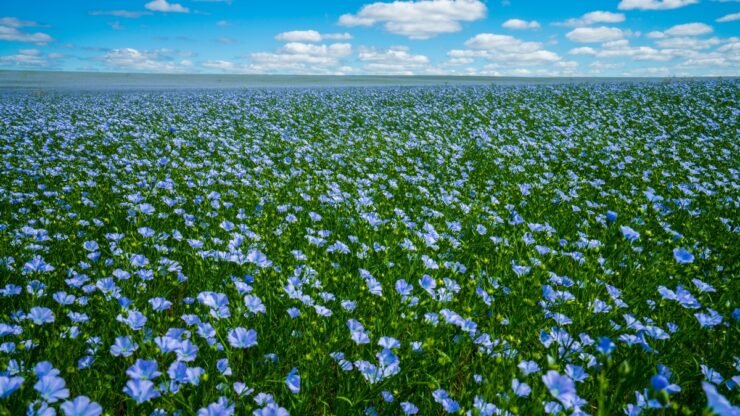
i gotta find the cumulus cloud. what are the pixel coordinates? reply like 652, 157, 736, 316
566, 27, 626, 43
0, 49, 47, 66
276, 42, 352, 60
102, 48, 194, 72
617, 0, 698, 10
358, 46, 430, 74
664, 22, 713, 36
555, 11, 625, 27
213, 29, 357, 75
0, 29, 53, 44
145, 0, 190, 13
465, 33, 543, 51
201, 59, 356, 75
569, 39, 676, 61
646, 31, 666, 39
0, 17, 53, 44
90, 10, 152, 18
338, 0, 486, 39
445, 57, 474, 65
275, 30, 352, 43
675, 38, 740, 70
647, 22, 713, 40
476, 60, 579, 77
588, 61, 625, 72
0, 17, 40, 27
449, 33, 561, 67
501, 19, 540, 30
202, 60, 238, 71
717, 12, 740, 23
655, 36, 721, 49
244, 42, 353, 74
625, 66, 674, 76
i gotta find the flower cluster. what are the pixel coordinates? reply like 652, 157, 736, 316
1, 82, 738, 414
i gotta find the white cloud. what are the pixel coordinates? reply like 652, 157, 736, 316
202, 60, 238, 71
338, 0, 486, 39
322, 33, 355, 40
244, 42, 353, 74
617, 0, 698, 10
0, 17, 39, 27
0, 49, 46, 66
465, 33, 543, 52
680, 56, 728, 67
719, 38, 740, 54
556, 11, 625, 27
569, 39, 676, 61
717, 12, 740, 23
145, 0, 190, 13
624, 66, 674, 76
0, 17, 53, 44
664, 22, 713, 36
589, 61, 625, 72
90, 10, 152, 18
358, 46, 430, 74
714, 40, 740, 60
569, 46, 597, 55
276, 30, 321, 42
0, 48, 64, 68
275, 30, 352, 43
501, 19, 540, 30
445, 57, 474, 65
452, 33, 561, 66
655, 36, 721, 49
476, 61, 578, 77
102, 48, 193, 72
566, 27, 625, 43
674, 38, 740, 71
276, 42, 352, 59
0, 28, 52, 44
647, 23, 713, 40
231, 29, 356, 74
216, 20, 230, 26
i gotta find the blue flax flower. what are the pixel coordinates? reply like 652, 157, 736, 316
702, 382, 739, 416
0, 376, 23, 398
673, 248, 694, 264
542, 371, 578, 409
197, 397, 235, 416
285, 368, 300, 394
34, 375, 70, 403
60, 396, 103, 416
228, 328, 257, 349
123, 379, 160, 404
401, 402, 419, 415
126, 359, 161, 380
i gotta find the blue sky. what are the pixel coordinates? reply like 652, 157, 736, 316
0, 0, 738, 76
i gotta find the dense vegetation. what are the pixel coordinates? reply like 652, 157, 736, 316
0, 81, 738, 415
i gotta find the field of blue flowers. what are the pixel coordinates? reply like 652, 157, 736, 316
0, 81, 738, 415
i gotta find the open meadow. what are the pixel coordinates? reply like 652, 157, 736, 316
0, 81, 738, 415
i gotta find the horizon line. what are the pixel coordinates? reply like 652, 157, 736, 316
1, 69, 736, 91
3, 69, 740, 79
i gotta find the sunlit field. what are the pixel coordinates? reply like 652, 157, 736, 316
1, 81, 738, 415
